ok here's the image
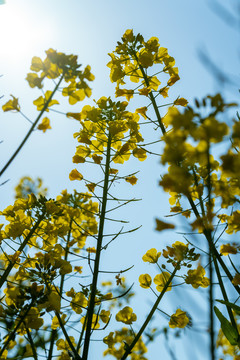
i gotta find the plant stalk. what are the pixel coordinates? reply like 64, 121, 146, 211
82, 130, 112, 360
121, 264, 179, 360
0, 74, 64, 178
0, 211, 45, 289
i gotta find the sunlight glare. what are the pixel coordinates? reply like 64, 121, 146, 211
0, 2, 55, 69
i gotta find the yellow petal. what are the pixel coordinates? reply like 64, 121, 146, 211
155, 218, 175, 231
69, 169, 83, 181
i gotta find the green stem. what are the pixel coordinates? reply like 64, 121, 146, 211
45, 280, 81, 360
47, 219, 72, 360
82, 130, 112, 360
47, 332, 56, 360
136, 42, 238, 356
25, 324, 38, 360
188, 192, 238, 336
0, 74, 64, 178
120, 264, 179, 360
189, 188, 238, 347
0, 211, 46, 289
206, 140, 215, 360
76, 315, 88, 353
132, 51, 166, 135
55, 312, 81, 360
0, 301, 34, 357
138, 55, 215, 359
208, 243, 215, 360
186, 194, 240, 295
212, 251, 238, 331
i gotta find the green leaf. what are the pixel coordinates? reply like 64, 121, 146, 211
216, 300, 240, 316
214, 306, 239, 346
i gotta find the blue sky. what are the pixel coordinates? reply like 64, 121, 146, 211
0, 1, 239, 359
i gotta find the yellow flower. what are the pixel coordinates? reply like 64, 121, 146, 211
232, 273, 240, 286
24, 307, 44, 330
139, 274, 152, 289
174, 97, 188, 107
86, 183, 96, 192
74, 266, 83, 273
69, 169, 83, 181
169, 309, 189, 328
66, 112, 81, 120
2, 95, 20, 112
51, 314, 67, 330
100, 310, 110, 323
59, 259, 72, 275
148, 76, 161, 91
103, 332, 115, 348
159, 87, 169, 98
220, 243, 238, 256
136, 106, 148, 119
125, 175, 138, 185
109, 168, 119, 175
122, 29, 135, 42
71, 292, 88, 314
155, 218, 175, 231
110, 65, 125, 83
138, 50, 154, 68
116, 306, 137, 324
26, 72, 44, 89
56, 337, 76, 351
185, 264, 210, 289
30, 56, 44, 72
154, 272, 172, 292
81, 314, 100, 329
62, 85, 86, 105
24, 344, 33, 357
115, 88, 134, 101
86, 247, 96, 253
33, 90, 59, 112
37, 117, 51, 133
45, 290, 61, 312
92, 154, 103, 164
138, 87, 151, 96
142, 248, 161, 263
164, 241, 189, 262
167, 74, 180, 86
132, 147, 147, 161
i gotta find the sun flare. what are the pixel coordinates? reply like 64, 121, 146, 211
0, 2, 54, 68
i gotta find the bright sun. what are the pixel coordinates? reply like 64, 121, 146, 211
0, 2, 54, 70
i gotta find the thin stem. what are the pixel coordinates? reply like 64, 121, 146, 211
186, 194, 240, 295
209, 246, 215, 360
55, 312, 81, 360
132, 51, 166, 134
0, 211, 46, 289
47, 219, 72, 360
82, 129, 112, 360
137, 56, 216, 359
213, 252, 238, 331
0, 74, 64, 177
45, 280, 81, 360
0, 301, 34, 357
25, 325, 38, 360
76, 315, 88, 353
206, 140, 215, 360
120, 264, 179, 360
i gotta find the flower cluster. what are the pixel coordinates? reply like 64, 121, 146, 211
108, 29, 180, 101
2, 49, 95, 134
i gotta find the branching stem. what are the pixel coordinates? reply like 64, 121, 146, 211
82, 128, 112, 360
121, 264, 179, 360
